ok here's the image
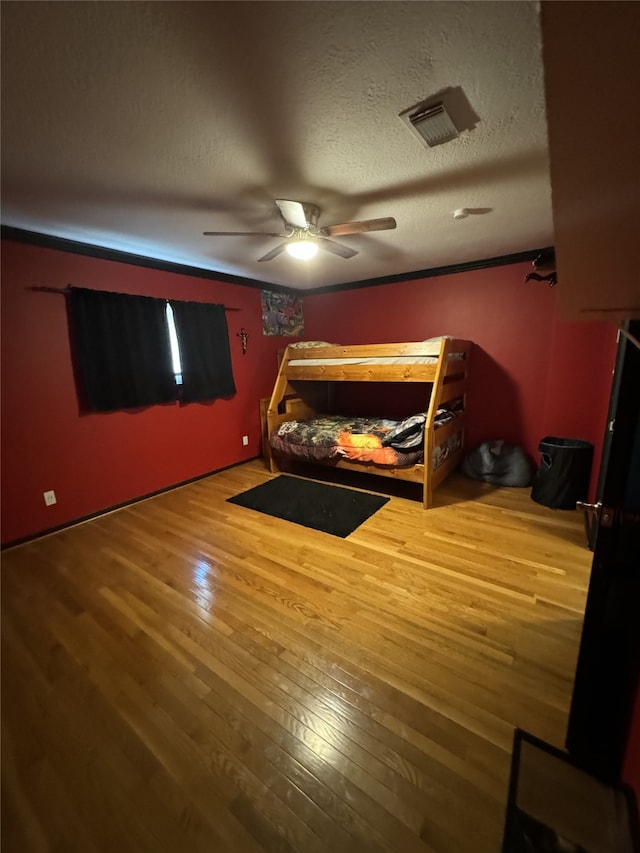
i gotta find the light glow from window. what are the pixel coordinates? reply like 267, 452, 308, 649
165, 303, 183, 385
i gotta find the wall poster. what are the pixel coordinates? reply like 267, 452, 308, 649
261, 291, 304, 337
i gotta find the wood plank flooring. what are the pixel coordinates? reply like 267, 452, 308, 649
1, 461, 593, 853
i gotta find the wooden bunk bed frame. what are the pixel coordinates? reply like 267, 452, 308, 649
266, 338, 472, 508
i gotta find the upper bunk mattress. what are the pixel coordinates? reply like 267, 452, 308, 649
286, 337, 466, 367
287, 353, 463, 366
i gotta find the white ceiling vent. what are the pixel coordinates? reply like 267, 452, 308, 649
400, 100, 459, 148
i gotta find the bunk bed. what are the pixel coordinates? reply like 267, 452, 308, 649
266, 337, 472, 508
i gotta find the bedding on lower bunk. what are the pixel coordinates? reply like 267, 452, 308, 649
270, 405, 462, 469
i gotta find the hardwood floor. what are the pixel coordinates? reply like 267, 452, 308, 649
1, 460, 592, 853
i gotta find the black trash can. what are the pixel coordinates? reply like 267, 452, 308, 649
531, 436, 594, 510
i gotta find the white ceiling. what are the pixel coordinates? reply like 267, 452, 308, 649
1, 1, 552, 291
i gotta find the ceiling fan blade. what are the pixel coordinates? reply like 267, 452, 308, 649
275, 199, 309, 229
257, 242, 289, 262
316, 237, 358, 259
321, 217, 397, 237
203, 231, 284, 237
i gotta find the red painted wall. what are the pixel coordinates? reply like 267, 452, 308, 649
1, 239, 290, 545
2, 245, 618, 546
541, 315, 618, 501
303, 262, 617, 492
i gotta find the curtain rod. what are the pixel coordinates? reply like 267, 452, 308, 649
28, 285, 241, 310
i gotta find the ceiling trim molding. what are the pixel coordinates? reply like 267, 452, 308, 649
0, 225, 293, 294
1, 225, 550, 295
304, 248, 551, 295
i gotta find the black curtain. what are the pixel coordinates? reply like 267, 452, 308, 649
170, 300, 236, 403
69, 287, 177, 412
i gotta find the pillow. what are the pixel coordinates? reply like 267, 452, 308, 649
381, 414, 426, 449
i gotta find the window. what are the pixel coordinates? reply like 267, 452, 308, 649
69, 287, 235, 411
69, 286, 177, 412
165, 302, 183, 385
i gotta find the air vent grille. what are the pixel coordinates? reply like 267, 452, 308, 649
408, 101, 459, 147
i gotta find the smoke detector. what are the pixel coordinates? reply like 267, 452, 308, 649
400, 99, 459, 148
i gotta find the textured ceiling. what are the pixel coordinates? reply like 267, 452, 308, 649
1, 1, 552, 290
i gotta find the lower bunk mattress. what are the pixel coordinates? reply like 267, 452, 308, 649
270, 410, 462, 469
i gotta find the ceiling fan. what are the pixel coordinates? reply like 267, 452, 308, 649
203, 199, 396, 262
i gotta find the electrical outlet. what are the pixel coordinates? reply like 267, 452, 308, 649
43, 489, 57, 506
242, 435, 249, 446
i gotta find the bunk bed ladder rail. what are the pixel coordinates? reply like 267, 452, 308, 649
422, 337, 453, 508
266, 346, 296, 474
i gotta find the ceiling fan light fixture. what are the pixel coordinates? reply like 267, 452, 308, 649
205, 199, 393, 262
286, 240, 318, 260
